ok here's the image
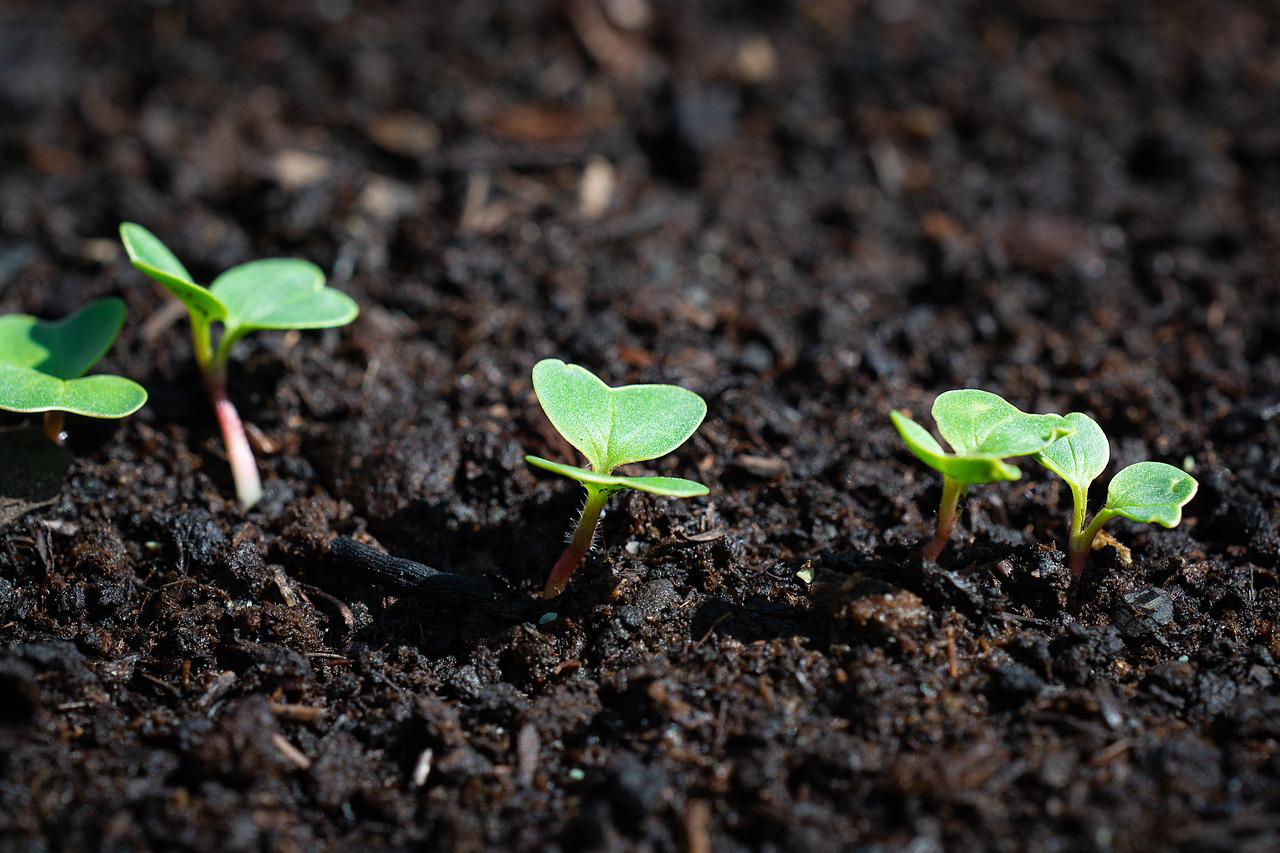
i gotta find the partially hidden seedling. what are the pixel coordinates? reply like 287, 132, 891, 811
526, 358, 708, 599
1036, 412, 1197, 578
0, 297, 147, 444
891, 390, 1073, 560
120, 223, 357, 508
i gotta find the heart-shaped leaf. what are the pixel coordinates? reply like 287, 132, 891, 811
933, 389, 1072, 457
119, 223, 228, 323
1102, 461, 1198, 528
0, 365, 147, 418
530, 359, 707, 474
1035, 411, 1110, 493
525, 455, 708, 497
890, 410, 1022, 483
211, 259, 359, 333
0, 297, 127, 379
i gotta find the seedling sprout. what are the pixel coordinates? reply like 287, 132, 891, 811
526, 358, 708, 598
120, 223, 357, 508
1035, 412, 1197, 578
891, 390, 1073, 560
0, 297, 147, 443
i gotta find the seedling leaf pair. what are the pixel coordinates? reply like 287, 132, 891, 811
118, 223, 359, 507
119, 224, 358, 365
1035, 412, 1197, 576
525, 359, 708, 598
891, 390, 1072, 559
0, 298, 147, 423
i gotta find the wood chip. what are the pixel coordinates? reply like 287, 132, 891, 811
412, 748, 434, 787
272, 733, 312, 770
269, 702, 326, 725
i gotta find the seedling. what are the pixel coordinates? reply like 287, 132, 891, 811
1035, 412, 1197, 578
891, 390, 1073, 560
525, 358, 708, 598
0, 297, 147, 443
119, 223, 357, 508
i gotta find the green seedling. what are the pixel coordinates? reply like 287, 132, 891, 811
0, 297, 147, 444
1035, 412, 1197, 578
526, 358, 708, 599
891, 390, 1073, 560
119, 223, 357, 508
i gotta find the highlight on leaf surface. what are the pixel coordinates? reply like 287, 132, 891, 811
0, 298, 147, 423
890, 389, 1072, 561
526, 359, 709, 598
1034, 412, 1198, 578
118, 222, 358, 508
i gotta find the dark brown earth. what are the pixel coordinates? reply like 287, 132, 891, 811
2, 0, 1279, 849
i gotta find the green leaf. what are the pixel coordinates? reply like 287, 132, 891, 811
119, 223, 228, 324
211, 259, 359, 332
1035, 412, 1110, 493
933, 389, 1073, 457
525, 455, 708, 497
0, 365, 147, 418
1103, 461, 1198, 528
530, 359, 707, 473
0, 297, 126, 379
890, 410, 1022, 483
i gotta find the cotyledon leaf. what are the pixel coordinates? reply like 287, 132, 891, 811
525, 455, 708, 497
0, 365, 147, 418
0, 297, 127, 379
1035, 411, 1110, 492
530, 359, 707, 474
119, 223, 228, 323
932, 389, 1073, 457
1103, 461, 1198, 528
890, 410, 1022, 484
210, 259, 359, 333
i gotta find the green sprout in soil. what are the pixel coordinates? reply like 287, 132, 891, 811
526, 358, 708, 599
119, 223, 358, 508
0, 297, 147, 444
1035, 412, 1198, 578
891, 389, 1073, 561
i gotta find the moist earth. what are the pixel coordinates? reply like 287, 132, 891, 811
1, 1, 1278, 850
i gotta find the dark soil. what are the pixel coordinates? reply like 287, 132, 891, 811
2, 0, 1279, 849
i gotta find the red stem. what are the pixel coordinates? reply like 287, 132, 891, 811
206, 374, 263, 508
542, 488, 609, 599
42, 411, 66, 446
921, 477, 962, 562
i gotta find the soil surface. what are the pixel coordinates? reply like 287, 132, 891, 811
2, 0, 1279, 850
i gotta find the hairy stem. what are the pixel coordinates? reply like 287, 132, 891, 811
204, 368, 262, 509
543, 486, 611, 599
1068, 509, 1114, 579
921, 476, 964, 561
42, 411, 66, 445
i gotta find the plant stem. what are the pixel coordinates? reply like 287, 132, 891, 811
922, 476, 963, 561
1068, 509, 1114, 579
543, 485, 611, 599
204, 367, 262, 509
42, 411, 66, 445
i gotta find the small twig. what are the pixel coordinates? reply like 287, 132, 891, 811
272, 733, 312, 770
328, 537, 493, 607
269, 702, 326, 724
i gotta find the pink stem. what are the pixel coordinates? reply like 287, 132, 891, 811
206, 375, 263, 508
